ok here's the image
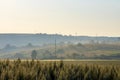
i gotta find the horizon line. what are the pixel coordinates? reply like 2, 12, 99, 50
0, 33, 119, 37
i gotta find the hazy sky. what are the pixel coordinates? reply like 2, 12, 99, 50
0, 0, 120, 36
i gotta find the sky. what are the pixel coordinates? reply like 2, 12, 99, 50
0, 0, 120, 36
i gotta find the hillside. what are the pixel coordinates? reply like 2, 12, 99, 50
0, 34, 120, 59
0, 34, 119, 49
0, 43, 120, 59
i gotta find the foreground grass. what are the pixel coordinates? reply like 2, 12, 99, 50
0, 59, 120, 80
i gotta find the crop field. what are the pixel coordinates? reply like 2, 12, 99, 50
0, 59, 119, 80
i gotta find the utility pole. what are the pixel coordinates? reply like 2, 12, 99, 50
55, 34, 57, 59
75, 32, 77, 44
96, 34, 98, 44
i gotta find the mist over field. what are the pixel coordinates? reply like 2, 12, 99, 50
0, 0, 120, 80
0, 34, 120, 60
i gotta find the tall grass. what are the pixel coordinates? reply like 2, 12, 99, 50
0, 59, 119, 80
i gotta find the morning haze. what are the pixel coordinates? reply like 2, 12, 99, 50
0, 1, 120, 80
0, 0, 120, 36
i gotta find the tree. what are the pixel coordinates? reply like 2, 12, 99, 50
72, 52, 79, 59
31, 50, 37, 59
27, 43, 33, 47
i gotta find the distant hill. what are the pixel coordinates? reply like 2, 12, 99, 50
0, 33, 119, 48
0, 34, 120, 59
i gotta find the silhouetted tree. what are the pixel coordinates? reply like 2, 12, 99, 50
27, 43, 33, 47
31, 50, 37, 59
77, 43, 83, 47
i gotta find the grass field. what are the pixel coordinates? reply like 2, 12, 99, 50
0, 59, 119, 80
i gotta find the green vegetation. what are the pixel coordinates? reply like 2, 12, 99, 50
31, 50, 37, 59
0, 43, 120, 59
29, 43, 120, 59
0, 59, 119, 80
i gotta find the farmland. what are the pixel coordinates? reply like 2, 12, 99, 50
0, 59, 119, 80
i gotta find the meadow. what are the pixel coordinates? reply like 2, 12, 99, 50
0, 59, 119, 80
